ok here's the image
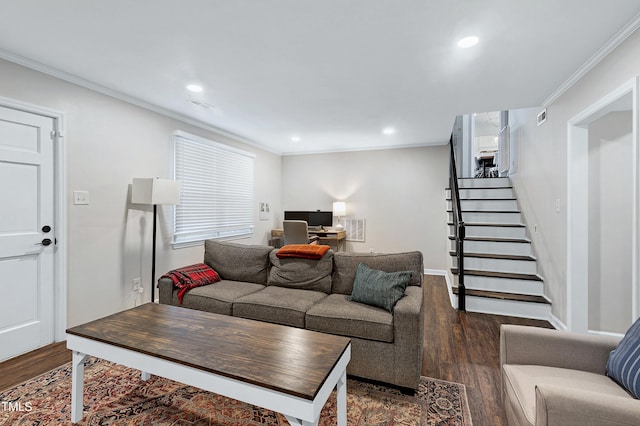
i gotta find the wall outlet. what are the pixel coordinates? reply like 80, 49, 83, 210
132, 278, 143, 294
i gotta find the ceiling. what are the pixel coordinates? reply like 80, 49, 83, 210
1, 1, 639, 155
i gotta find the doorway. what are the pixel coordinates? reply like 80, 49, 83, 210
567, 78, 639, 334
0, 98, 66, 361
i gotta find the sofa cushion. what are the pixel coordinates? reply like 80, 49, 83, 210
233, 286, 327, 328
268, 249, 333, 293
204, 239, 272, 285
606, 316, 640, 398
306, 294, 393, 343
181, 280, 265, 316
502, 364, 633, 426
349, 263, 410, 313
332, 251, 423, 295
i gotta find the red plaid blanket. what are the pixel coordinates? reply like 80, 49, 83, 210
276, 244, 331, 260
161, 263, 220, 305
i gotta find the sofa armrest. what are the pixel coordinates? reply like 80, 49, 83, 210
535, 384, 639, 426
157, 277, 176, 305
392, 285, 425, 388
500, 325, 621, 375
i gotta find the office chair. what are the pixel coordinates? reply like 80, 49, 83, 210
283, 220, 320, 245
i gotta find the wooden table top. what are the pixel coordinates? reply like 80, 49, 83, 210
66, 303, 350, 400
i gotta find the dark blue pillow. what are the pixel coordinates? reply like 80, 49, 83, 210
349, 263, 411, 313
606, 316, 640, 399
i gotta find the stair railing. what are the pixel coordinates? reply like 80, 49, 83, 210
449, 134, 466, 311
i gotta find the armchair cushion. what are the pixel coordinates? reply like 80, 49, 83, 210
606, 316, 640, 399
503, 364, 632, 426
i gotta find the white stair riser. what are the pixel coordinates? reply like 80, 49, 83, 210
449, 225, 527, 239
449, 239, 532, 256
449, 211, 522, 224
454, 295, 551, 320
453, 256, 537, 274
447, 188, 515, 199
458, 178, 510, 189
447, 199, 518, 211
463, 275, 544, 295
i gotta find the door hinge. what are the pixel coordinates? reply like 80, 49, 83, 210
50, 130, 62, 140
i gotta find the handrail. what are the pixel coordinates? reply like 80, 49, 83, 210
449, 133, 466, 311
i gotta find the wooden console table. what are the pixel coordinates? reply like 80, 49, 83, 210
271, 229, 346, 252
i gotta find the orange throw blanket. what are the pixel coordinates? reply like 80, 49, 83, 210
276, 244, 330, 260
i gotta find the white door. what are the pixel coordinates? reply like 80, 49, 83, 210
0, 106, 55, 361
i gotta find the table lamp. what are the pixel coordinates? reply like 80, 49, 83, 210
132, 178, 181, 303
333, 201, 346, 230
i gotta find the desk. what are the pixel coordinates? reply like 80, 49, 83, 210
271, 229, 347, 252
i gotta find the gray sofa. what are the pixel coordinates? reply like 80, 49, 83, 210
158, 239, 425, 390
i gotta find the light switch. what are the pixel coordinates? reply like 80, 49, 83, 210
73, 190, 89, 205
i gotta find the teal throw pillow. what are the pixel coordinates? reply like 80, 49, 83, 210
606, 316, 640, 399
349, 263, 411, 313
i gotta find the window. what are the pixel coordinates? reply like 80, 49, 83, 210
173, 130, 255, 247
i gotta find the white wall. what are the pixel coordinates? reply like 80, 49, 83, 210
281, 145, 450, 270
587, 111, 633, 334
0, 58, 282, 327
509, 28, 640, 327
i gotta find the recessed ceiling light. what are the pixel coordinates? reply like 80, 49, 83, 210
186, 84, 203, 93
291, 135, 301, 142
382, 127, 396, 135
457, 36, 479, 49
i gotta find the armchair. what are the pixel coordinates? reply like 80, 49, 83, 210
500, 325, 639, 426
283, 220, 319, 245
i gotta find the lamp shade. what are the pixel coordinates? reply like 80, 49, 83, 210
132, 178, 181, 205
333, 201, 346, 217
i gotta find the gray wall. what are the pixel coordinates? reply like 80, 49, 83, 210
509, 28, 640, 327
281, 145, 450, 270
587, 111, 633, 334
0, 58, 282, 327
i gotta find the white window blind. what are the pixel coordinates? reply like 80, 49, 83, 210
173, 131, 255, 246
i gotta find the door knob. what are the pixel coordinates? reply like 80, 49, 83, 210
41, 238, 53, 246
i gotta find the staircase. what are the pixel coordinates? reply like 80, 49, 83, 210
446, 177, 551, 319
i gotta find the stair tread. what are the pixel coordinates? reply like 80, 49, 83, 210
447, 186, 513, 190
449, 251, 536, 261
448, 209, 521, 213
452, 287, 550, 304
451, 268, 543, 281
448, 236, 531, 243
446, 197, 517, 201
448, 222, 526, 228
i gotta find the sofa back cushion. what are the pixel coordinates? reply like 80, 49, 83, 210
332, 251, 423, 295
268, 249, 333, 293
204, 239, 272, 285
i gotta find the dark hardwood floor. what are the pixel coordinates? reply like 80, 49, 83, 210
0, 275, 552, 425
422, 274, 552, 426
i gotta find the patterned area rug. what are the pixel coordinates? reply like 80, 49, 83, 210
0, 357, 472, 425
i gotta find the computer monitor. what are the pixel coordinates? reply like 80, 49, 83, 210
284, 211, 333, 228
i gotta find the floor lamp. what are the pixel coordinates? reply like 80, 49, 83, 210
131, 178, 181, 303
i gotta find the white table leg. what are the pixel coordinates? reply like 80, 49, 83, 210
141, 371, 150, 381
336, 371, 347, 426
284, 415, 318, 426
71, 351, 88, 423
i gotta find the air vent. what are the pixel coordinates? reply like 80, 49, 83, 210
537, 109, 547, 126
343, 218, 366, 242
188, 100, 216, 110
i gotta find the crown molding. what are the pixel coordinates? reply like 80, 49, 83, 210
0, 48, 281, 156
543, 13, 640, 107
280, 139, 447, 156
